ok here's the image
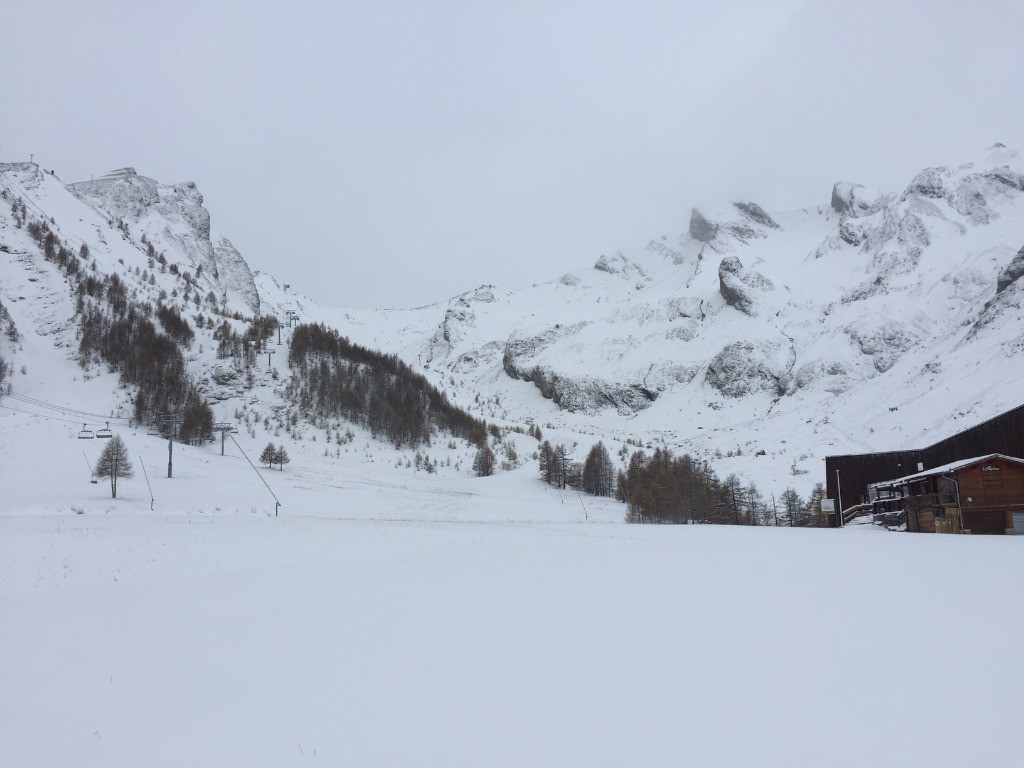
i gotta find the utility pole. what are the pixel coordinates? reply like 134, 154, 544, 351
155, 415, 183, 478
835, 469, 844, 528
168, 429, 173, 478
213, 422, 236, 456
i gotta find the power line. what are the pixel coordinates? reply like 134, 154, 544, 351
0, 403, 100, 426
6, 392, 130, 422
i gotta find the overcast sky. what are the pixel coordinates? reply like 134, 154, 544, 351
4, 1, 1023, 309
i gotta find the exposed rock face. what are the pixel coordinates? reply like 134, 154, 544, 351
705, 340, 791, 398
838, 218, 866, 245
68, 169, 261, 314
900, 166, 1024, 226
718, 256, 773, 315
163, 181, 211, 241
905, 167, 947, 199
996, 245, 1024, 294
594, 252, 648, 280
689, 208, 717, 242
830, 182, 888, 217
733, 201, 780, 229
519, 367, 658, 415
645, 240, 684, 264
846, 320, 918, 373
212, 236, 261, 315
424, 287, 500, 364
502, 330, 657, 415
427, 299, 475, 363
840, 209, 932, 301
791, 360, 855, 395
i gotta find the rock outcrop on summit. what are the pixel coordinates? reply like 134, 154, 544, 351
689, 208, 717, 242
68, 168, 261, 314
718, 256, 773, 316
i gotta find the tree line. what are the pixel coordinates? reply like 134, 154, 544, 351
286, 323, 488, 448
539, 441, 826, 526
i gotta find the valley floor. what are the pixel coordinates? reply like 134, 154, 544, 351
2, 498, 1022, 767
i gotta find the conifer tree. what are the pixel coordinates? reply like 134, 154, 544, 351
274, 445, 290, 471
95, 435, 133, 499
779, 488, 805, 527
581, 441, 615, 497
260, 442, 276, 468
473, 444, 496, 477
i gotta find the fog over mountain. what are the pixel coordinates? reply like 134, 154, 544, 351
3, 0, 1022, 308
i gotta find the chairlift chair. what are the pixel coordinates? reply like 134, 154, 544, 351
147, 425, 161, 436
96, 422, 113, 439
78, 424, 95, 439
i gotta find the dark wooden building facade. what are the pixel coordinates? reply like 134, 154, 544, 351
825, 403, 1024, 526
868, 454, 1024, 534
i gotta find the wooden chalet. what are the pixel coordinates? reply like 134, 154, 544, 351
825, 402, 1024, 527
868, 454, 1024, 534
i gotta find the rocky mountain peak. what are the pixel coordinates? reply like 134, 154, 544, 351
66, 170, 260, 314
689, 208, 717, 242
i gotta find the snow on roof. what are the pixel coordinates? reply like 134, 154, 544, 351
875, 453, 1024, 486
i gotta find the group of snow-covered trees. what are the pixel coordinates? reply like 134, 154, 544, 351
212, 315, 278, 367
539, 440, 826, 526
536, 439, 615, 496
259, 442, 291, 471
619, 447, 826, 526
14, 198, 229, 443
286, 322, 488, 450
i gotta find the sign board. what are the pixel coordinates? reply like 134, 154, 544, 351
821, 499, 836, 513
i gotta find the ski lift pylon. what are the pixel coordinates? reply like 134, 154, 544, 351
78, 424, 95, 439
96, 422, 113, 439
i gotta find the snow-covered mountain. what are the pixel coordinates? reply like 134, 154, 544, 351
275, 143, 1024, 486
5, 151, 1023, 768
2, 145, 1022, 497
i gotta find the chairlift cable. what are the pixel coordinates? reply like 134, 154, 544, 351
6, 392, 131, 422
0, 403, 96, 426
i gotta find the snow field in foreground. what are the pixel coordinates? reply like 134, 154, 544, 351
2, 512, 1022, 768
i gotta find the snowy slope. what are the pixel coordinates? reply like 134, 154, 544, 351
255, 144, 1024, 493
3, 145, 1023, 503
2, 424, 1023, 767
2, 150, 1024, 768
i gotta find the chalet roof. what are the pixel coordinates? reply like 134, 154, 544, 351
877, 453, 1024, 486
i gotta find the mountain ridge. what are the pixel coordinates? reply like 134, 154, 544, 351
2, 146, 1022, 499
